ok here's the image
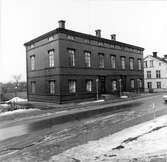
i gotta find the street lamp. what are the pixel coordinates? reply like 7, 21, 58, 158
96, 78, 99, 100
119, 79, 122, 97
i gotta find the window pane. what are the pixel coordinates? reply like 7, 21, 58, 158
68, 49, 75, 67
112, 80, 117, 91
111, 55, 116, 69
31, 81, 36, 93
138, 59, 142, 70
129, 58, 134, 70
130, 80, 135, 88
48, 50, 54, 67
85, 52, 91, 67
99, 54, 104, 68
69, 80, 76, 93
30, 56, 35, 70
86, 80, 92, 92
49, 81, 55, 94
121, 57, 126, 69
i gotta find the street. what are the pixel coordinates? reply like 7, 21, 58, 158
0, 93, 167, 161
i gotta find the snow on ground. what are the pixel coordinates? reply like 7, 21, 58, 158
0, 108, 40, 116
5, 97, 27, 103
50, 115, 167, 162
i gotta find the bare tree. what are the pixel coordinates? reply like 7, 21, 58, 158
13, 74, 22, 97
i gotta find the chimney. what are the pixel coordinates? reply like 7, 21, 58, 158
153, 52, 157, 58
111, 34, 116, 41
95, 29, 101, 38
58, 20, 65, 29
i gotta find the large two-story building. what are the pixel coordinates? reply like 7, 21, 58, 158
24, 20, 144, 103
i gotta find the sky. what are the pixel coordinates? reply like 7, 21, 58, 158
1, 0, 167, 83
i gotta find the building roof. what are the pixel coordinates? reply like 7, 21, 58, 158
144, 55, 167, 64
24, 28, 144, 51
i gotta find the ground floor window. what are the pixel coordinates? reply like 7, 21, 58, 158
147, 82, 152, 89
157, 82, 161, 88
112, 80, 117, 91
31, 81, 36, 94
138, 79, 142, 88
69, 80, 76, 93
130, 79, 135, 88
49, 81, 55, 94
86, 80, 92, 92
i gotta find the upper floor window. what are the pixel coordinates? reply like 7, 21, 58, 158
69, 80, 76, 93
49, 81, 55, 94
86, 80, 92, 92
48, 50, 54, 67
138, 59, 142, 70
48, 35, 54, 41
67, 35, 74, 40
150, 60, 154, 67
129, 58, 134, 70
30, 55, 35, 70
121, 56, 126, 70
68, 49, 75, 67
110, 55, 116, 69
144, 61, 147, 68
84, 39, 90, 44
147, 71, 151, 79
156, 70, 161, 78
84, 51, 91, 67
31, 81, 36, 93
98, 42, 103, 46
130, 79, 135, 88
99, 53, 104, 68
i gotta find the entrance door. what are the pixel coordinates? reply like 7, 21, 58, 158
99, 76, 105, 93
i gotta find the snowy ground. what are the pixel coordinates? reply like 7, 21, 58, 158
50, 115, 167, 162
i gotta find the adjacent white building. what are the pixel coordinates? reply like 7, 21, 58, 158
144, 52, 167, 92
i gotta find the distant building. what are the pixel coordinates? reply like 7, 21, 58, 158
24, 20, 144, 103
144, 52, 167, 92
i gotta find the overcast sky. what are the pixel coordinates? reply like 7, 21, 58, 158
1, 0, 167, 83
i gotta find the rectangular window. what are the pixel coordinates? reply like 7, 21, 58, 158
121, 56, 126, 69
112, 80, 117, 91
49, 81, 55, 94
138, 79, 142, 88
156, 70, 161, 78
69, 80, 76, 93
99, 53, 104, 68
144, 61, 147, 68
138, 59, 142, 70
129, 58, 134, 70
157, 82, 161, 88
130, 79, 135, 88
30, 55, 35, 70
68, 49, 75, 67
86, 80, 92, 92
48, 50, 54, 67
31, 81, 36, 93
147, 82, 152, 89
84, 51, 91, 67
110, 55, 116, 69
147, 71, 151, 79
150, 60, 154, 67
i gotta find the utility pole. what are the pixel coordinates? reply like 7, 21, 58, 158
96, 78, 99, 100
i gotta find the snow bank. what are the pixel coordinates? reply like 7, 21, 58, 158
6, 97, 27, 103
0, 108, 40, 116
50, 115, 167, 162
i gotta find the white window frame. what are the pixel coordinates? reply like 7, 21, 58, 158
69, 80, 76, 93
86, 80, 92, 92
48, 50, 54, 67
85, 51, 91, 67
30, 55, 35, 70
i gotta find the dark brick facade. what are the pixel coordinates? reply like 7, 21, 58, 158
24, 21, 144, 103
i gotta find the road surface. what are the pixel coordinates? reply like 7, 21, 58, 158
0, 93, 167, 161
